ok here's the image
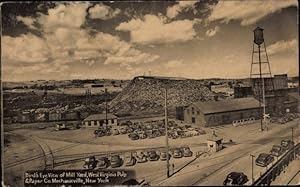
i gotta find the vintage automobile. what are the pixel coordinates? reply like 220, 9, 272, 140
147, 150, 160, 161
124, 152, 137, 166
128, 133, 139, 140
110, 155, 123, 168
136, 152, 148, 163
223, 172, 249, 186
160, 151, 171, 161
127, 127, 134, 133
119, 127, 128, 134
83, 156, 97, 169
172, 148, 183, 159
255, 153, 274, 167
281, 140, 294, 151
112, 129, 120, 136
138, 132, 147, 139
270, 145, 285, 157
182, 147, 193, 157
97, 157, 110, 169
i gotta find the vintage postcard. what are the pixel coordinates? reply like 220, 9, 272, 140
1, 1, 299, 186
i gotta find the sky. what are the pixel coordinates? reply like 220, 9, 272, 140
1, 0, 299, 81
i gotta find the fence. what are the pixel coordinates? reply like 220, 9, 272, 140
232, 117, 256, 127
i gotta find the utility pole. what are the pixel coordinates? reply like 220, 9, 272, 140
250, 154, 255, 185
164, 88, 170, 177
292, 127, 295, 159
105, 88, 108, 130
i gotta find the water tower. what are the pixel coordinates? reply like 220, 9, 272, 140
250, 27, 274, 131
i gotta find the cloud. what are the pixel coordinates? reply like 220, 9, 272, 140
165, 60, 184, 68
3, 2, 160, 81
166, 1, 198, 19
37, 2, 90, 32
88, 3, 121, 20
205, 26, 220, 37
2, 34, 50, 63
116, 14, 201, 44
104, 52, 159, 66
267, 39, 298, 55
16, 16, 37, 30
208, 0, 298, 26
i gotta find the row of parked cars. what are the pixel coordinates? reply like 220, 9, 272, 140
255, 139, 294, 167
93, 120, 206, 139
223, 139, 295, 186
270, 113, 300, 124
83, 146, 193, 169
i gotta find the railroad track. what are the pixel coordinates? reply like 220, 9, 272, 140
31, 136, 54, 170
4, 132, 84, 169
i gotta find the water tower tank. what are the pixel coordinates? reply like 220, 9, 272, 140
253, 27, 264, 45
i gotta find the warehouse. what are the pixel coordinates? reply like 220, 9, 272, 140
184, 97, 262, 127
83, 113, 118, 128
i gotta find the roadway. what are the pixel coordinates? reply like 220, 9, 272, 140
152, 119, 300, 186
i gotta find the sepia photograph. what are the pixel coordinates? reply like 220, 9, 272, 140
1, 0, 299, 186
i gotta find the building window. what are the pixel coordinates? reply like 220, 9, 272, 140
192, 117, 195, 123
187, 109, 190, 114
192, 107, 195, 114
197, 111, 200, 115
88, 121, 91, 126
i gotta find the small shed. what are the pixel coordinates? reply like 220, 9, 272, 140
207, 132, 223, 152
83, 113, 118, 128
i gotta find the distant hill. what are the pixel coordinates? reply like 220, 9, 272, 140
110, 76, 215, 116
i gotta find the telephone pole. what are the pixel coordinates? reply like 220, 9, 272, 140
250, 154, 255, 184
164, 88, 170, 177
105, 88, 108, 130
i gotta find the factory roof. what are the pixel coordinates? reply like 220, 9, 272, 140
192, 97, 261, 114
84, 113, 117, 121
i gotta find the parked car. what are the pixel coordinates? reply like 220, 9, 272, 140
120, 128, 127, 134
172, 148, 183, 158
158, 128, 165, 135
190, 130, 200, 136
196, 128, 206, 135
128, 133, 139, 140
138, 132, 147, 139
97, 157, 110, 169
255, 153, 274, 167
148, 133, 156, 139
136, 152, 148, 163
83, 156, 97, 169
112, 129, 120, 135
160, 151, 171, 161
153, 129, 161, 137
182, 147, 193, 157
56, 123, 67, 131
124, 153, 136, 166
147, 150, 159, 161
127, 127, 134, 133
281, 140, 294, 151
110, 155, 123, 168
270, 145, 285, 157
223, 172, 249, 186
105, 129, 112, 136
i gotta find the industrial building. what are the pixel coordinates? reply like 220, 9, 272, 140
182, 97, 262, 127
83, 113, 118, 128
233, 74, 299, 117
